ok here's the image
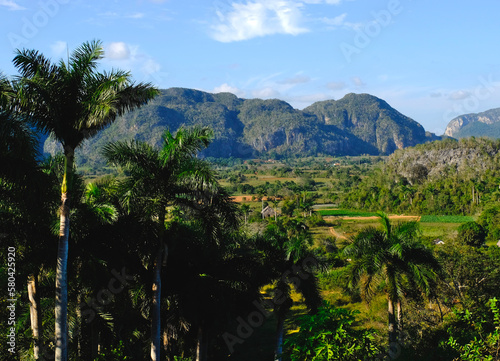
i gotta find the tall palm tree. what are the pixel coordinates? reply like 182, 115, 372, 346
103, 125, 217, 361
13, 39, 159, 361
255, 219, 322, 361
342, 213, 440, 346
240, 203, 251, 224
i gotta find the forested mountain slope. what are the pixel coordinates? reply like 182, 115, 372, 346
445, 108, 500, 138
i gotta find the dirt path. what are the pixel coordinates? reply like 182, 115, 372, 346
329, 227, 348, 240
230, 196, 281, 202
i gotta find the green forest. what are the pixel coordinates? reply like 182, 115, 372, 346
1, 41, 500, 361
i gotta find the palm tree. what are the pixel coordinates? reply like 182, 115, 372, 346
298, 191, 316, 217
103, 125, 218, 361
255, 219, 322, 361
240, 203, 251, 224
342, 213, 440, 347
13, 39, 159, 361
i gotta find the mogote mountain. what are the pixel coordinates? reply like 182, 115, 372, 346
44, 88, 440, 167
444, 108, 500, 139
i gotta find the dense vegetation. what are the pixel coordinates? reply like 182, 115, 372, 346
343, 137, 500, 216
1, 41, 500, 361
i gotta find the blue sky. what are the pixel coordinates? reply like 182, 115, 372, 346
1, 0, 500, 135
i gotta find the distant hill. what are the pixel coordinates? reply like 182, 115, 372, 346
303, 93, 437, 154
43, 88, 440, 168
444, 108, 500, 138
343, 137, 500, 215
385, 137, 500, 181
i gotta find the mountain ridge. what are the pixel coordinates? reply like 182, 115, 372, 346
43, 88, 440, 168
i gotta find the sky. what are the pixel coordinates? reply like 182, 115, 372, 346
1, 0, 500, 135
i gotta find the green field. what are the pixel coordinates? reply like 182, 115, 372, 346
420, 215, 474, 223
318, 209, 378, 217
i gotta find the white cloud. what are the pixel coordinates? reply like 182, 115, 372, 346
327, 81, 346, 90
252, 87, 281, 98
0, 0, 25, 10
141, 58, 161, 75
211, 0, 309, 42
302, 0, 346, 4
103, 42, 162, 85
127, 13, 145, 19
278, 74, 311, 85
98, 11, 119, 18
213, 83, 246, 97
321, 13, 347, 27
321, 13, 362, 31
98, 11, 146, 20
449, 90, 471, 100
106, 42, 131, 60
351, 76, 365, 87
51, 41, 67, 58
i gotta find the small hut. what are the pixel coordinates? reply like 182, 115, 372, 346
261, 205, 277, 219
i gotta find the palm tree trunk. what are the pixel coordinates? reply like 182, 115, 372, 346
196, 325, 208, 361
387, 298, 398, 344
397, 300, 402, 343
28, 273, 42, 359
55, 147, 74, 361
151, 245, 163, 361
151, 208, 168, 361
274, 314, 285, 361
436, 298, 444, 322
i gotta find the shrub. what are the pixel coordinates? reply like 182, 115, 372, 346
457, 221, 486, 248
283, 302, 381, 361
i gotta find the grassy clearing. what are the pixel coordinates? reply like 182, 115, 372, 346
420, 215, 474, 223
419, 222, 461, 242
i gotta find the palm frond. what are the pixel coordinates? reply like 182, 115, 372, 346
0, 72, 15, 109
160, 126, 213, 163
377, 211, 391, 238
103, 140, 159, 175
68, 39, 104, 77
13, 48, 58, 78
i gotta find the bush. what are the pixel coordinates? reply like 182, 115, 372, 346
457, 221, 486, 247
283, 302, 381, 361
478, 207, 500, 243
445, 298, 500, 360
